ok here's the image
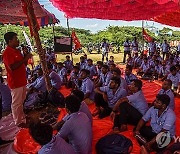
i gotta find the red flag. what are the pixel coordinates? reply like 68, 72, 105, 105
142, 28, 153, 42
71, 30, 81, 50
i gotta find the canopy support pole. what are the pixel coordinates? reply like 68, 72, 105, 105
142, 20, 144, 53
23, 0, 52, 92
66, 18, 73, 64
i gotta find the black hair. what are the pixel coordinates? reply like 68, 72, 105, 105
111, 76, 121, 87
97, 61, 103, 65
57, 62, 64, 66
102, 64, 109, 70
71, 90, 84, 102
170, 66, 177, 72
64, 95, 81, 113
80, 69, 90, 75
156, 94, 170, 106
112, 67, 121, 76
87, 59, 93, 62
132, 79, 142, 90
4, 32, 17, 44
47, 63, 53, 70
73, 65, 80, 70
0, 76, 4, 83
29, 122, 53, 146
80, 56, 85, 60
109, 63, 116, 67
164, 79, 172, 87
66, 55, 70, 58
126, 65, 132, 71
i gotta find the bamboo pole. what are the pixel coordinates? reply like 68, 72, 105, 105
142, 20, 144, 53
23, 0, 52, 91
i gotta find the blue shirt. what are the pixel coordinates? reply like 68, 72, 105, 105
58, 67, 67, 83
123, 41, 131, 52
49, 71, 61, 90
131, 41, 138, 51
161, 43, 170, 53
149, 42, 156, 53
80, 77, 94, 100
85, 65, 97, 78
79, 62, 87, 70
0, 83, 12, 112
39, 135, 75, 154
125, 73, 137, 85
100, 86, 127, 108
30, 76, 47, 92
99, 72, 112, 87
167, 73, 180, 88
58, 112, 92, 154
142, 107, 176, 137
159, 65, 170, 76
127, 90, 148, 115
140, 62, 150, 72
70, 71, 79, 87
64, 60, 73, 70
158, 89, 175, 110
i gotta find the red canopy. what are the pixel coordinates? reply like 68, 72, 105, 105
153, 10, 180, 28
50, 0, 179, 21
0, 0, 59, 26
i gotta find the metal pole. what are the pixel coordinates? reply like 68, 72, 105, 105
142, 20, 144, 53
66, 18, 73, 64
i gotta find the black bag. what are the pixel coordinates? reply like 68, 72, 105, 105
96, 134, 133, 154
48, 88, 65, 108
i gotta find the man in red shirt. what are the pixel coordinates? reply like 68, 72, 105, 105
3, 32, 32, 127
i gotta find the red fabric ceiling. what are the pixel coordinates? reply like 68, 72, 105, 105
50, 0, 180, 27
153, 10, 180, 27
0, 0, 59, 25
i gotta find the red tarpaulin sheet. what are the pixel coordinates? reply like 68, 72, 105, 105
13, 80, 180, 154
49, 0, 179, 21
0, 0, 59, 26
153, 10, 180, 28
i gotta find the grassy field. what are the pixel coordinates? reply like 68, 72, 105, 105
33, 50, 124, 66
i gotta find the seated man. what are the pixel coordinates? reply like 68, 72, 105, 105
134, 94, 176, 152
29, 122, 75, 154
94, 77, 127, 119
63, 55, 73, 74
85, 59, 97, 79
47, 63, 61, 90
124, 65, 137, 85
67, 66, 80, 88
0, 76, 12, 112
137, 58, 151, 77
111, 79, 148, 132
53, 90, 93, 131
167, 65, 180, 93
79, 69, 94, 100
94, 61, 103, 83
158, 79, 175, 110
159, 60, 170, 80
95, 65, 112, 87
112, 67, 127, 92
79, 56, 87, 70
107, 56, 114, 66
28, 68, 46, 92
57, 62, 67, 85
58, 95, 92, 154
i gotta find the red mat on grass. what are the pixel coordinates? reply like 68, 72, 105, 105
14, 82, 180, 154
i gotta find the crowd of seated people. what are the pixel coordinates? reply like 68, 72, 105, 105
0, 42, 179, 153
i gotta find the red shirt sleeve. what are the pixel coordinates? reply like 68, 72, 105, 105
3, 50, 15, 66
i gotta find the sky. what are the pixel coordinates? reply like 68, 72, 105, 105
38, 0, 180, 33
